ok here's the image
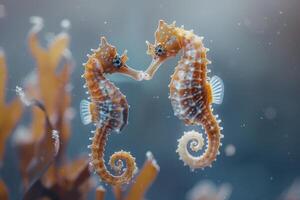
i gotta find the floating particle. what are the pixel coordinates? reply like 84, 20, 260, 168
0, 4, 5, 18
277, 31, 281, 35
259, 116, 264, 120
264, 106, 277, 120
104, 21, 108, 25
225, 144, 236, 157
61, 19, 71, 30
279, 11, 283, 15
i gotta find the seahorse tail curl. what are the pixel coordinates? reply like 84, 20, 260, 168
90, 127, 137, 185
176, 111, 223, 170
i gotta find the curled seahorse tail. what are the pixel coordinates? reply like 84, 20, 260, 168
90, 127, 137, 185
176, 111, 222, 169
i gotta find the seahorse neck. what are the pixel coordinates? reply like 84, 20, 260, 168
178, 32, 208, 84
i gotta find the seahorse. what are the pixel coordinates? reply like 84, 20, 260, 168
144, 20, 224, 170
80, 37, 144, 185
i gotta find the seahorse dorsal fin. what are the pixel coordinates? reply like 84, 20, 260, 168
210, 75, 224, 104
80, 99, 92, 125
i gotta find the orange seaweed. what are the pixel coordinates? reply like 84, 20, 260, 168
124, 151, 159, 200
10, 17, 94, 199
95, 151, 160, 200
95, 186, 106, 200
27, 18, 72, 161
0, 51, 23, 163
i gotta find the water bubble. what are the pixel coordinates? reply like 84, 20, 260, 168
225, 144, 236, 157
61, 19, 71, 30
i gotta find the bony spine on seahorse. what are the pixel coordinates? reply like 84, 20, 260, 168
144, 20, 225, 170
80, 37, 144, 185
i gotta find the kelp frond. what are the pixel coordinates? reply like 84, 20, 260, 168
96, 151, 160, 200
0, 50, 23, 163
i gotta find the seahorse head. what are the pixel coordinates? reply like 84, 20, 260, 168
144, 20, 182, 80
93, 37, 143, 80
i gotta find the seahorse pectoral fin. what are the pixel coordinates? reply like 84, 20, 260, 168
144, 57, 165, 80
80, 99, 92, 125
210, 75, 224, 105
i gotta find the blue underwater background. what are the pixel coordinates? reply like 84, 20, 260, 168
1, 0, 300, 199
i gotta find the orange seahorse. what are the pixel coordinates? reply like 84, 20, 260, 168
144, 20, 224, 170
80, 37, 144, 185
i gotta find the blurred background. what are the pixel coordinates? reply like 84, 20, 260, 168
1, 0, 300, 199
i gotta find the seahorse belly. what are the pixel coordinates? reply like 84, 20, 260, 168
94, 79, 128, 132
170, 34, 207, 125
97, 99, 128, 132
170, 66, 204, 124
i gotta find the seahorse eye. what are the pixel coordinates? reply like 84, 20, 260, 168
112, 55, 122, 68
155, 44, 166, 56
